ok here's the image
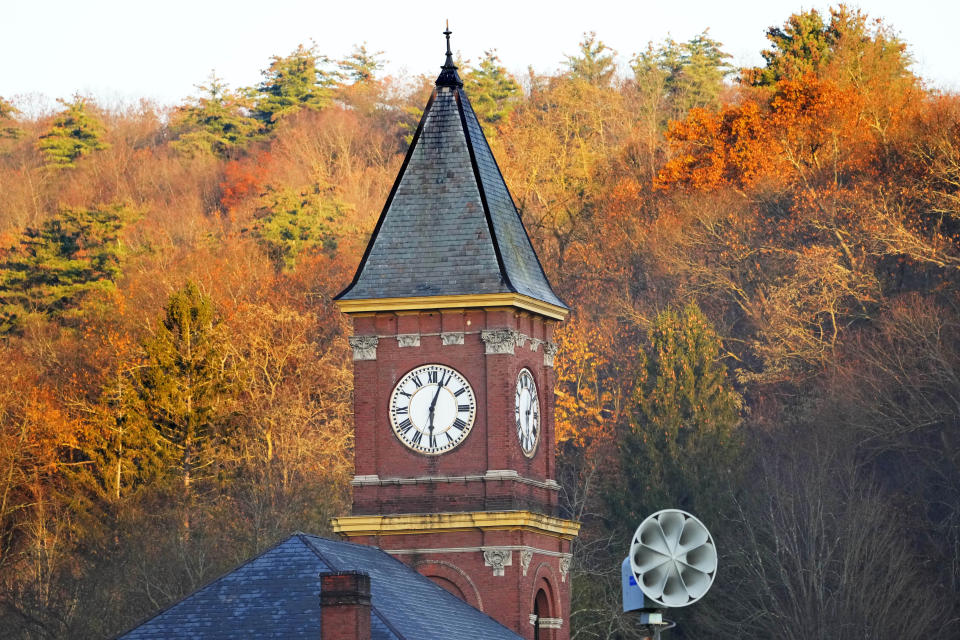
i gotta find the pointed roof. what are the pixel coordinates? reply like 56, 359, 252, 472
121, 534, 522, 639
335, 28, 567, 319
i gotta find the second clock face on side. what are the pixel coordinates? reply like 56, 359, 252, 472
389, 364, 476, 455
515, 368, 540, 457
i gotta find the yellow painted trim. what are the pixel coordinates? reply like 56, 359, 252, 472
335, 293, 568, 320
332, 510, 580, 540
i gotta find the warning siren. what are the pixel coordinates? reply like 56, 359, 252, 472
628, 509, 717, 608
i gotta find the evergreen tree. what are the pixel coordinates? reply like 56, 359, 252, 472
0, 97, 22, 140
0, 203, 137, 333
610, 304, 741, 528
251, 184, 348, 272
746, 7, 910, 86
338, 43, 385, 84
632, 31, 733, 117
462, 50, 521, 133
37, 97, 109, 168
137, 282, 231, 530
170, 73, 261, 157
564, 32, 617, 86
254, 44, 337, 125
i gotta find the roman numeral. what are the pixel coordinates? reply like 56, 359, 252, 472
429, 434, 437, 449
399, 390, 411, 398
454, 387, 466, 397
412, 375, 423, 388
395, 406, 408, 415
411, 431, 423, 446
445, 433, 454, 444
453, 417, 466, 430
397, 418, 412, 435
458, 404, 471, 412
428, 370, 438, 383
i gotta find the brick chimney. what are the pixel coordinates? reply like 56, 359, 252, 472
319, 571, 371, 640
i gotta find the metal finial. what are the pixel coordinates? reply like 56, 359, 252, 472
436, 21, 462, 86
443, 22, 454, 67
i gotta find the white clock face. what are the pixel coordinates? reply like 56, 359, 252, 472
389, 364, 476, 455
515, 368, 540, 457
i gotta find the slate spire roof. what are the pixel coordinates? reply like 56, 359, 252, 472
335, 27, 567, 313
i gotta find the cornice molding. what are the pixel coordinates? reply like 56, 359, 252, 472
350, 470, 561, 492
332, 510, 581, 540
335, 293, 568, 320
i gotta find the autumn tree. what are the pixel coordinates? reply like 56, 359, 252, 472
170, 73, 261, 157
254, 44, 337, 125
136, 282, 231, 531
37, 97, 110, 168
0, 203, 137, 333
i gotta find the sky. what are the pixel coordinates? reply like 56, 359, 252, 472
3, 0, 958, 113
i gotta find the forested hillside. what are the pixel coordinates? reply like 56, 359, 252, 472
1, 7, 958, 638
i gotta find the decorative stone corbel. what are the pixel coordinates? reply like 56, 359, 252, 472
396, 334, 420, 348
348, 336, 379, 361
514, 332, 528, 349
441, 332, 464, 346
559, 554, 572, 582
481, 329, 518, 355
529, 338, 543, 352
519, 549, 533, 576
482, 548, 512, 577
543, 341, 558, 367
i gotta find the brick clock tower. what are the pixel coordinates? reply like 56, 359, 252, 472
332, 28, 579, 640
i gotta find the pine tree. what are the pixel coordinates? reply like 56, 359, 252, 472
170, 73, 261, 157
37, 97, 109, 168
462, 50, 521, 133
338, 43, 385, 84
0, 97, 22, 140
610, 303, 741, 527
564, 32, 617, 87
0, 203, 137, 333
137, 282, 231, 531
251, 184, 349, 272
254, 44, 337, 125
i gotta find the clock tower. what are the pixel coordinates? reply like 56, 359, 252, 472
332, 28, 579, 640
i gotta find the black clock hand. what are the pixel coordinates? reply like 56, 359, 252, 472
428, 379, 443, 435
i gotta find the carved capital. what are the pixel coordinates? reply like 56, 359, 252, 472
481, 329, 518, 355
349, 336, 379, 361
441, 331, 464, 346
559, 554, 572, 582
519, 549, 533, 576
396, 334, 420, 348
514, 332, 528, 349
543, 341, 558, 367
539, 617, 563, 630
482, 548, 512, 577
529, 338, 543, 352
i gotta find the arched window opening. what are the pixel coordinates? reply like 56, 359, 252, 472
533, 588, 550, 640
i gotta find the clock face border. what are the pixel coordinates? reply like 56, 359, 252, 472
388, 363, 477, 456
515, 367, 541, 458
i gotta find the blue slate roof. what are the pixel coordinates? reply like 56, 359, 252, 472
120, 533, 522, 640
335, 52, 566, 311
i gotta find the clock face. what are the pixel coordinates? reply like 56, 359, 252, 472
515, 368, 540, 457
389, 364, 476, 455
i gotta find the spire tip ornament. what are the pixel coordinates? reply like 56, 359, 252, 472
436, 21, 463, 87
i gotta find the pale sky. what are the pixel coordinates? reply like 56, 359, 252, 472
3, 0, 958, 113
